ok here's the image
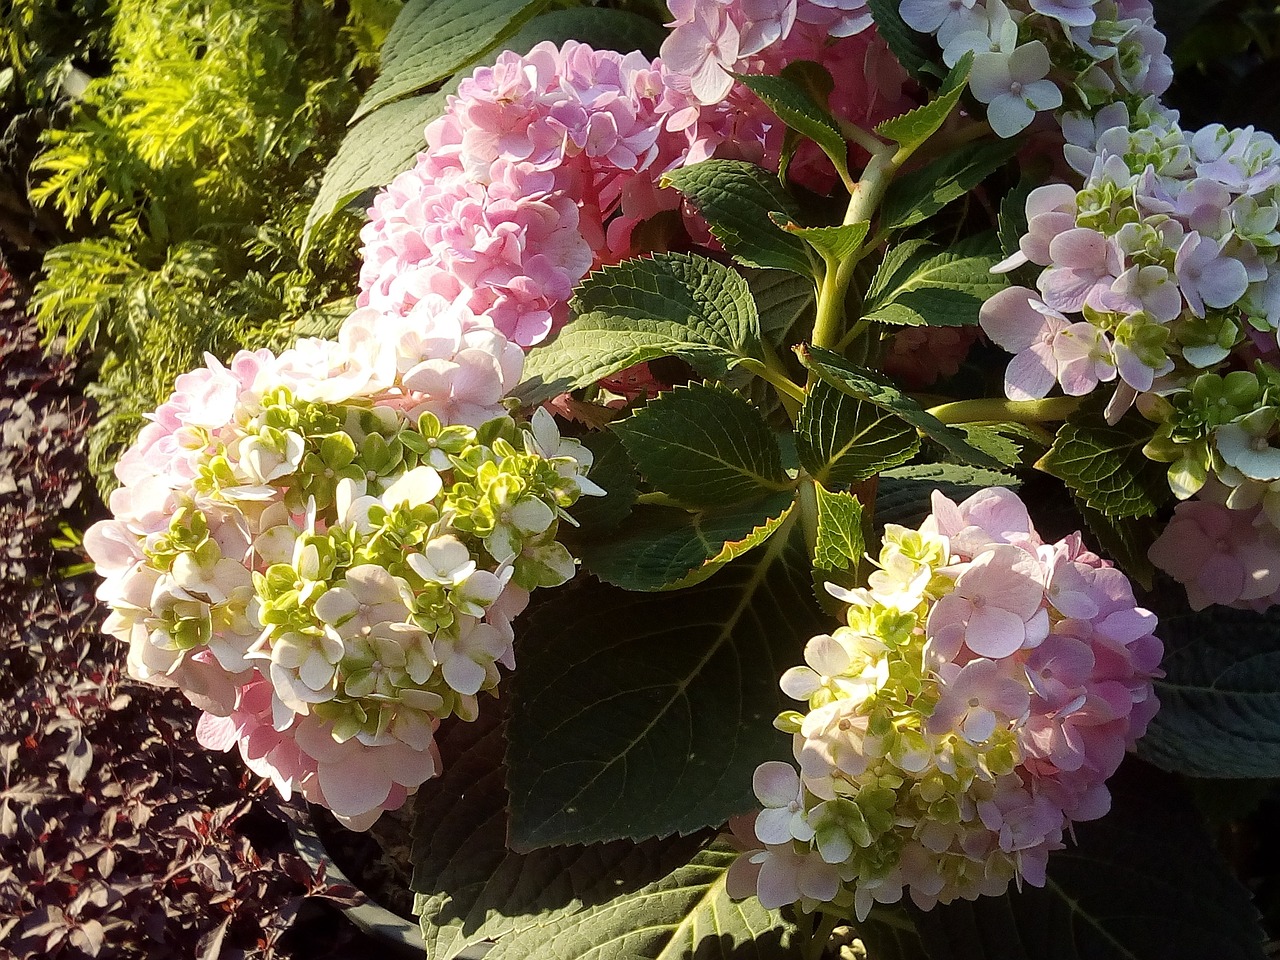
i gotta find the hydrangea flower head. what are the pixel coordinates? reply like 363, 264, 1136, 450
728, 487, 1162, 918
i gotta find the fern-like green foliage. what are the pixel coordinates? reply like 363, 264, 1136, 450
27, 0, 400, 498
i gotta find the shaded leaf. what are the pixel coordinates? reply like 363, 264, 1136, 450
579, 492, 796, 591
750, 270, 816, 345
613, 382, 791, 507
797, 378, 919, 487
505, 523, 826, 847
797, 345, 1005, 469
1138, 598, 1280, 778
880, 138, 1019, 230
733, 73, 851, 184
872, 463, 1019, 529
567, 431, 639, 534
874, 54, 972, 159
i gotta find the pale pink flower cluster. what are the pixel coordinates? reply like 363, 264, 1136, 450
727, 487, 1162, 919
1148, 493, 1280, 611
85, 297, 597, 828
899, 0, 1170, 138
982, 109, 1280, 421
660, 0, 911, 187
358, 41, 679, 346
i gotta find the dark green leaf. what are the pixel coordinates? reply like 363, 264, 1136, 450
750, 270, 816, 345
864, 762, 1267, 960
797, 378, 919, 487
483, 843, 798, 959
866, 0, 939, 83
999, 176, 1036, 260
613, 382, 791, 507
505, 525, 826, 847
354, 0, 549, 120
1074, 499, 1158, 590
880, 138, 1019, 230
1037, 407, 1169, 519
412, 704, 705, 959
872, 463, 1020, 529
874, 53, 972, 159
303, 92, 445, 253
663, 160, 813, 276
862, 234, 1007, 328
733, 73, 851, 185
516, 253, 762, 405
567, 431, 639, 534
579, 492, 796, 591
1138, 598, 1280, 778
797, 345, 1006, 470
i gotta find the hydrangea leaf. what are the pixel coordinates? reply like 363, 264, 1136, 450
516, 253, 763, 405
1037, 406, 1171, 520
861, 762, 1267, 960
872, 463, 1020, 529
578, 491, 796, 591
612, 382, 792, 507
353, 0, 550, 121
797, 377, 919, 487
812, 483, 865, 600
482, 843, 797, 960
775, 219, 871, 265
865, 0, 939, 83
1137, 598, 1280, 778
874, 53, 973, 161
796, 345, 1006, 470
505, 522, 826, 847
748, 269, 817, 346
663, 160, 815, 277
862, 234, 1008, 327
303, 91, 446, 254
880, 139, 1020, 230
566, 431, 639, 535
411, 702, 707, 960
732, 73, 851, 187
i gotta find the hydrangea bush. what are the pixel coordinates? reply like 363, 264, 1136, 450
84, 0, 1279, 955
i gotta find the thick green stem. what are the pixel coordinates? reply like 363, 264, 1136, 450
808, 147, 898, 358
925, 396, 1083, 426
797, 476, 819, 556
800, 910, 843, 960
741, 355, 806, 407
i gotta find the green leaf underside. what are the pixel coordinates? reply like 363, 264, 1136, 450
568, 431, 639, 534
1037, 409, 1169, 520
872, 463, 1020, 529
779, 220, 871, 264
515, 253, 762, 406
798, 377, 919, 487
798, 345, 1006, 470
303, 91, 444, 252
411, 705, 706, 959
813, 484, 865, 595
864, 762, 1267, 960
880, 138, 1020, 230
664, 160, 813, 276
862, 234, 1007, 328
482, 843, 797, 960
613, 382, 791, 507
750, 269, 817, 345
1138, 599, 1280, 778
865, 0, 939, 83
354, 0, 549, 121
874, 53, 972, 157
579, 492, 796, 592
732, 73, 850, 181
505, 523, 826, 848
957, 422, 1043, 465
